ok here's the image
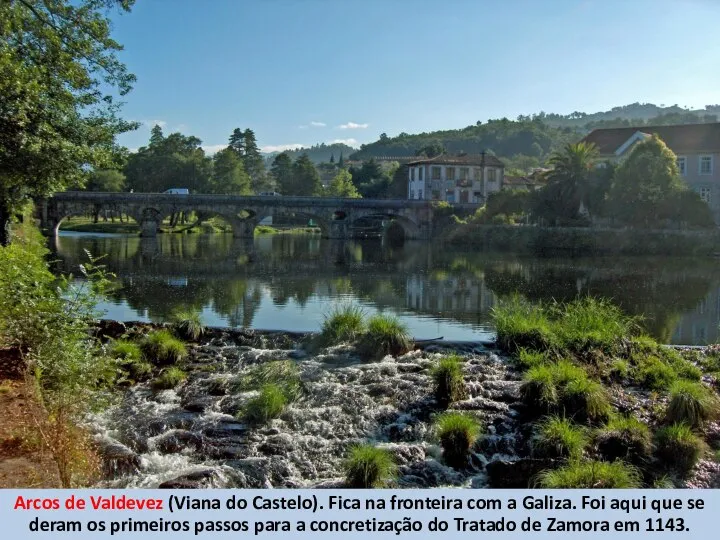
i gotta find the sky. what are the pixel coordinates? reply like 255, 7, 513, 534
111, 0, 720, 154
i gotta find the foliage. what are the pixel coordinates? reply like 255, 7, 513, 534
343, 444, 397, 488
109, 340, 152, 382
232, 360, 302, 402
634, 355, 679, 390
431, 355, 467, 407
434, 412, 482, 468
319, 304, 366, 345
536, 460, 641, 488
85, 170, 127, 192
655, 423, 705, 474
270, 153, 294, 195
290, 154, 323, 196
141, 330, 187, 365
326, 169, 361, 198
210, 148, 251, 195
357, 314, 412, 359
243, 384, 287, 424
516, 349, 550, 369
532, 416, 586, 460
151, 367, 187, 390
492, 296, 557, 353
595, 415, 652, 462
0, 0, 137, 245
665, 380, 720, 428
170, 310, 205, 341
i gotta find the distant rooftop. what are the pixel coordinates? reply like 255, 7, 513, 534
406, 153, 505, 168
581, 122, 720, 155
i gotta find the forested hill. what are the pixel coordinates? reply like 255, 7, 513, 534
348, 103, 720, 163
264, 142, 356, 165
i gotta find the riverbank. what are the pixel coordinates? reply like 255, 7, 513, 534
59, 218, 321, 236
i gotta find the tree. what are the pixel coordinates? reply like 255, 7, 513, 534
228, 128, 245, 157
330, 153, 335, 164
0, 0, 138, 245
86, 170, 126, 192
326, 169, 361, 198
338, 152, 344, 167
241, 129, 267, 192
210, 148, 251, 195
270, 153, 293, 194
291, 154, 322, 196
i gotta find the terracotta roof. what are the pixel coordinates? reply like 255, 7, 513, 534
503, 175, 539, 187
581, 123, 720, 155
406, 153, 505, 167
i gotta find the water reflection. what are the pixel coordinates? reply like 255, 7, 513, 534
50, 233, 720, 344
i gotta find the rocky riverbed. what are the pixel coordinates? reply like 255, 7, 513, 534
89, 325, 720, 489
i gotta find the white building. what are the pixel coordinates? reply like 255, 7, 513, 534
406, 153, 505, 203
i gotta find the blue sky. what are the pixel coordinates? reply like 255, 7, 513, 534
111, 0, 720, 153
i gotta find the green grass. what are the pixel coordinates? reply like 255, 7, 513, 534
536, 459, 641, 488
357, 314, 412, 360
319, 304, 366, 346
243, 384, 288, 424
665, 380, 720, 428
492, 296, 557, 353
609, 359, 630, 379
434, 412, 482, 468
561, 377, 611, 422
516, 348, 550, 369
431, 355, 467, 407
343, 444, 397, 488
520, 364, 559, 409
141, 330, 187, 365
255, 225, 278, 234
634, 355, 678, 390
655, 423, 705, 474
232, 360, 302, 401
110, 339, 153, 382
595, 415, 652, 462
170, 310, 205, 341
151, 367, 187, 390
532, 416, 587, 460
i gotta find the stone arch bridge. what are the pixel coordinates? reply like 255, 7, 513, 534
38, 192, 472, 240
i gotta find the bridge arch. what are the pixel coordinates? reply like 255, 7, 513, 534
348, 211, 421, 241
252, 208, 330, 237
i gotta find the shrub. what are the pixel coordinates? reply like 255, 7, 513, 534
151, 367, 187, 390
357, 314, 412, 359
665, 380, 720, 428
595, 416, 652, 462
532, 416, 586, 460
141, 330, 187, 365
319, 304, 366, 345
431, 355, 467, 407
243, 384, 287, 424
170, 310, 205, 341
536, 460, 641, 488
655, 424, 705, 474
343, 444, 396, 488
435, 412, 482, 468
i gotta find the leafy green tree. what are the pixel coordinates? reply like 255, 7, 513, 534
270, 153, 293, 194
228, 128, 246, 157
210, 148, 251, 195
0, 0, 138, 245
86, 170, 126, 192
326, 169, 361, 198
291, 154, 322, 196
241, 129, 267, 192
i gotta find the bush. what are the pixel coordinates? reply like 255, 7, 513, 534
170, 310, 205, 341
431, 355, 467, 407
435, 412, 482, 468
536, 460, 641, 488
243, 384, 287, 424
319, 304, 366, 345
141, 330, 187, 365
595, 416, 652, 462
151, 367, 187, 390
665, 380, 720, 428
343, 444, 396, 488
532, 416, 586, 460
357, 314, 412, 359
655, 424, 705, 474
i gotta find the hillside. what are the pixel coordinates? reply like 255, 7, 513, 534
263, 142, 356, 165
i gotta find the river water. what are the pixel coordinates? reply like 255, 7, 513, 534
50, 232, 720, 345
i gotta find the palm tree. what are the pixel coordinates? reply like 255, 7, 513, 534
544, 142, 599, 221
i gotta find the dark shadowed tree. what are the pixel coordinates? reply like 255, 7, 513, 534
86, 170, 126, 192
211, 148, 251, 195
270, 153, 293, 194
291, 154, 322, 196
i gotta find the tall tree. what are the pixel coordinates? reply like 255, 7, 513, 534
241, 129, 267, 192
228, 128, 245, 157
270, 153, 293, 194
210, 148, 251, 195
338, 152, 344, 167
0, 0, 138, 245
326, 169, 361, 198
330, 153, 335, 164
86, 170, 126, 192
291, 154, 322, 196
149, 124, 165, 148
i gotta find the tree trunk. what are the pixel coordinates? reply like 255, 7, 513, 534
0, 200, 11, 246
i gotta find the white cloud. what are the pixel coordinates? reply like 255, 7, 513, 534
141, 119, 167, 129
260, 143, 306, 153
337, 122, 368, 130
202, 144, 227, 155
310, 121, 326, 127
328, 138, 359, 147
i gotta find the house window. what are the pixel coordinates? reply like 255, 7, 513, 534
700, 156, 713, 175
473, 191, 482, 202
445, 180, 454, 189
419, 167, 424, 181
487, 168, 496, 182
473, 168, 482, 181
677, 156, 687, 176
446, 167, 456, 181
459, 167, 469, 180
410, 189, 415, 199
445, 190, 455, 202
431, 166, 441, 180
418, 189, 423, 200
700, 187, 711, 204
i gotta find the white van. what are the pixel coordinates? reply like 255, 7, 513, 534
259, 191, 281, 196
164, 188, 189, 195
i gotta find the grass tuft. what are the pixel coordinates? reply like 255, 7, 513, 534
151, 367, 187, 390
655, 423, 705, 474
170, 310, 205, 341
492, 296, 556, 353
232, 360, 302, 401
536, 459, 641, 488
319, 303, 366, 346
243, 384, 287, 424
357, 314, 412, 360
665, 380, 720, 428
141, 330, 187, 365
431, 355, 467, 407
595, 415, 652, 462
343, 444, 397, 488
110, 339, 153, 381
435, 412, 482, 468
532, 416, 586, 460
